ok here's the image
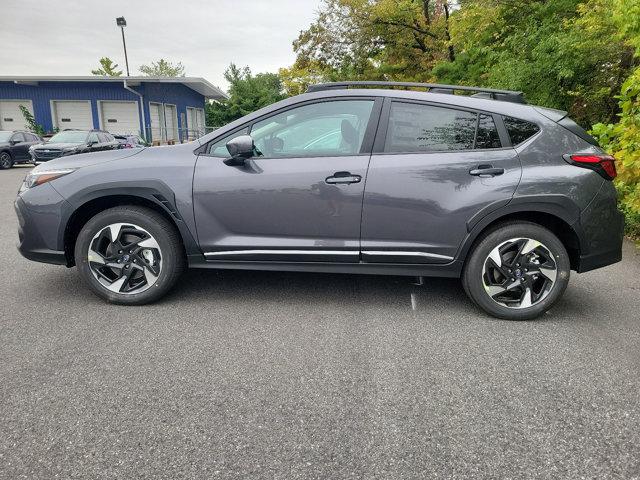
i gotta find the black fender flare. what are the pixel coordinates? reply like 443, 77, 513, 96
59, 180, 201, 256
456, 194, 586, 264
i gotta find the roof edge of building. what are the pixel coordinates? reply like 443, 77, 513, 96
0, 76, 227, 100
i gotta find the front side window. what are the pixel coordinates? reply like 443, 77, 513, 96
249, 100, 375, 158
207, 127, 249, 157
88, 132, 99, 144
503, 116, 540, 145
384, 102, 477, 153
11, 133, 26, 142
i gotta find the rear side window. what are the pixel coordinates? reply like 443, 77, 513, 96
385, 102, 476, 152
503, 117, 540, 145
384, 102, 503, 153
475, 114, 501, 149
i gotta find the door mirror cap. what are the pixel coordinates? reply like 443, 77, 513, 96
224, 135, 254, 166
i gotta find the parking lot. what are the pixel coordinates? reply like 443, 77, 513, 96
0, 165, 639, 478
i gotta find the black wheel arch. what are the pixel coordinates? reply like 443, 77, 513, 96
62, 183, 199, 266
458, 196, 584, 271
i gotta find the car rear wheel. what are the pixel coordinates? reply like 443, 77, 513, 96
75, 206, 185, 305
0, 152, 13, 169
462, 222, 570, 320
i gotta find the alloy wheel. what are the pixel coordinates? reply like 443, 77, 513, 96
0, 153, 11, 169
87, 223, 162, 294
481, 237, 557, 309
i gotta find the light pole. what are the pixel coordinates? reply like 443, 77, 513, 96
116, 17, 130, 77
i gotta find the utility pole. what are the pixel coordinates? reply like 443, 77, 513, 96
116, 17, 130, 76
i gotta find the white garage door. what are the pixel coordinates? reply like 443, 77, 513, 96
100, 101, 140, 135
149, 102, 164, 142
195, 108, 205, 137
52, 101, 93, 130
165, 104, 177, 142
0, 100, 34, 130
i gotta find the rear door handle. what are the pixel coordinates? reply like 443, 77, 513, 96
325, 171, 362, 184
469, 165, 505, 177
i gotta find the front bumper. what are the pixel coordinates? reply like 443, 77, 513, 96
15, 184, 71, 266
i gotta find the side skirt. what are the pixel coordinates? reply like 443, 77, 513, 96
187, 255, 463, 278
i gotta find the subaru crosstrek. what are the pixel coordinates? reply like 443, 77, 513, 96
15, 81, 624, 320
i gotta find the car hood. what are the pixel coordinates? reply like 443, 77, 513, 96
35, 148, 145, 169
33, 142, 83, 150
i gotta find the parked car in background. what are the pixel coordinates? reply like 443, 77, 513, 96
114, 134, 148, 149
15, 81, 624, 320
0, 131, 42, 169
30, 129, 119, 163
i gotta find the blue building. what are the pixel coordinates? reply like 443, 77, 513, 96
0, 76, 226, 143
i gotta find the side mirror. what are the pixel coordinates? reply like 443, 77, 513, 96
224, 135, 255, 166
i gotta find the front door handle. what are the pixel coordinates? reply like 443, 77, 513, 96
469, 165, 505, 177
325, 171, 362, 184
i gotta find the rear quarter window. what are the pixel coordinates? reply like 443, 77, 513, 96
503, 117, 540, 145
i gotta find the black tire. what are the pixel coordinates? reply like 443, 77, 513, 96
0, 152, 13, 169
462, 222, 570, 320
74, 206, 185, 305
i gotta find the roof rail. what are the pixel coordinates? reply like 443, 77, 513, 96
306, 81, 526, 104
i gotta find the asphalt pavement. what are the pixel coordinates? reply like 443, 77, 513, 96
1, 165, 639, 479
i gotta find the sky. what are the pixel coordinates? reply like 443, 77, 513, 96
0, 0, 323, 90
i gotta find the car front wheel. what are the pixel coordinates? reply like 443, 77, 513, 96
75, 206, 185, 305
462, 222, 570, 320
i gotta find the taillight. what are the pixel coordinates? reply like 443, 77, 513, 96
563, 154, 617, 180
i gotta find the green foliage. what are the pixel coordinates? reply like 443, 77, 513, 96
282, 0, 455, 95
206, 64, 286, 127
435, 0, 633, 126
139, 59, 185, 77
91, 57, 123, 76
19, 105, 45, 136
592, 68, 640, 238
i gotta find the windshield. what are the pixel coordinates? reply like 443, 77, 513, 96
48, 131, 88, 144
0, 132, 12, 142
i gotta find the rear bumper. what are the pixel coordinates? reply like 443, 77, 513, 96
575, 183, 624, 273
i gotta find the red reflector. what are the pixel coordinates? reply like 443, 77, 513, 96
569, 154, 617, 179
601, 159, 617, 179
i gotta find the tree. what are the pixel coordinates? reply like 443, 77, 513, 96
91, 57, 123, 76
19, 105, 45, 136
280, 0, 456, 95
139, 59, 185, 77
206, 64, 286, 127
590, 0, 640, 238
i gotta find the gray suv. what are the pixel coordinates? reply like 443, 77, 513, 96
15, 82, 624, 320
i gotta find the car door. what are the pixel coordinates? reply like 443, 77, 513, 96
193, 97, 381, 263
10, 133, 30, 160
361, 99, 521, 264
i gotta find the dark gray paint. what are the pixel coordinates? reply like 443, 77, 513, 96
15, 87, 624, 277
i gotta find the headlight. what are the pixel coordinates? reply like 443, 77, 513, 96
24, 168, 75, 189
